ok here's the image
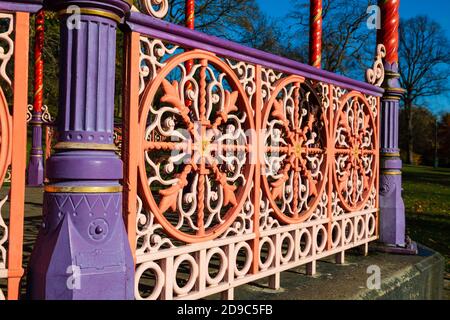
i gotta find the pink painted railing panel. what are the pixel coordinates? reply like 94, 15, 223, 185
123, 12, 382, 300
0, 9, 33, 300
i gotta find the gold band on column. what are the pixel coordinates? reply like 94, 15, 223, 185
381, 152, 401, 157
45, 185, 123, 193
381, 170, 402, 176
54, 142, 118, 151
57, 8, 122, 23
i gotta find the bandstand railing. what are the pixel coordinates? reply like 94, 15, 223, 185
123, 6, 384, 300
0, 1, 38, 299
0, 0, 399, 301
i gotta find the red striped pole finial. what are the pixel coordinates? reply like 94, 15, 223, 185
33, 9, 45, 113
185, 0, 195, 30
379, 0, 400, 65
309, 0, 323, 68
185, 0, 195, 106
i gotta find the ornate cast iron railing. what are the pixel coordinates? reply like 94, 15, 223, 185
123, 8, 384, 300
0, 3, 36, 300
0, 0, 390, 301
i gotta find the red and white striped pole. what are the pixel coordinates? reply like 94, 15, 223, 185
309, 0, 323, 68
27, 9, 45, 186
185, 0, 195, 34
185, 0, 195, 106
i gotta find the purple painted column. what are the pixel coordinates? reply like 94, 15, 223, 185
27, 112, 44, 186
379, 62, 406, 246
27, 0, 134, 299
378, 0, 415, 252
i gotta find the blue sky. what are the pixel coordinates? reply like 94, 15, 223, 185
257, 0, 450, 114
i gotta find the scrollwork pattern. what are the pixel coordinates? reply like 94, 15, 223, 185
136, 195, 175, 255
259, 191, 280, 231
0, 13, 14, 87
139, 37, 178, 95
226, 59, 256, 107
26, 104, 33, 123
42, 105, 55, 124
221, 182, 254, 238
366, 44, 386, 87
307, 179, 328, 221
0, 195, 8, 270
137, 0, 169, 19
261, 67, 283, 104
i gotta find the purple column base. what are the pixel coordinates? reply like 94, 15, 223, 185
27, 155, 44, 187
27, 191, 134, 300
379, 173, 406, 246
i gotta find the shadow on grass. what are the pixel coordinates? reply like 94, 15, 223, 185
403, 168, 450, 189
406, 211, 450, 273
403, 171, 450, 187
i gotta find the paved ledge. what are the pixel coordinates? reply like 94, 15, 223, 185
214, 245, 445, 300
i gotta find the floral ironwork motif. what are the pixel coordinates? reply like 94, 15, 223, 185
138, 51, 255, 243
334, 92, 377, 211
262, 76, 328, 224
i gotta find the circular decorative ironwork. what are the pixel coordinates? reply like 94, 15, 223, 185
0, 88, 11, 185
135, 261, 165, 300
298, 229, 312, 258
139, 51, 255, 243
173, 254, 198, 296
205, 247, 228, 286
262, 76, 328, 224
333, 92, 377, 211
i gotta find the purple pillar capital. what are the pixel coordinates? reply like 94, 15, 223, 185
27, 0, 134, 300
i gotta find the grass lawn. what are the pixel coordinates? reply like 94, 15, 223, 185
402, 165, 450, 273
